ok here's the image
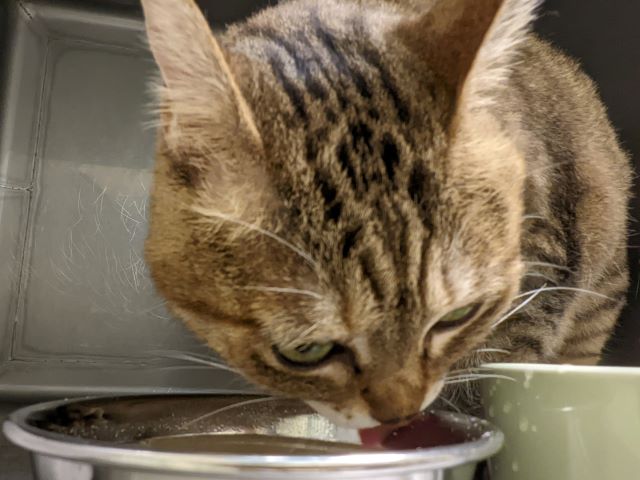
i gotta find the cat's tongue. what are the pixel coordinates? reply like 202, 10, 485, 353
358, 414, 464, 450
358, 424, 396, 448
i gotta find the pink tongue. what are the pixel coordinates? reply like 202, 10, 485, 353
358, 424, 397, 448
358, 414, 464, 450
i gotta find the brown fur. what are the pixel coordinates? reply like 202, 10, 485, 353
142, 0, 630, 424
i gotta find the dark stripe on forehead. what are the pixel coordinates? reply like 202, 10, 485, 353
342, 224, 363, 259
245, 26, 329, 103
381, 133, 400, 183
350, 121, 374, 154
305, 126, 328, 162
337, 141, 359, 191
312, 14, 373, 105
315, 170, 337, 204
313, 163, 346, 224
408, 163, 437, 232
311, 14, 373, 102
360, 46, 410, 123
267, 56, 308, 121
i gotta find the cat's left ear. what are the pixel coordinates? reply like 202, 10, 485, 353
141, 0, 262, 150
142, 0, 268, 220
398, 0, 541, 113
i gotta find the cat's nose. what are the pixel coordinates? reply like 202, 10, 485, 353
361, 377, 425, 425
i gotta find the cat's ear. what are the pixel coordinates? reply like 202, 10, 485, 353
141, 0, 267, 220
398, 0, 540, 112
141, 0, 261, 149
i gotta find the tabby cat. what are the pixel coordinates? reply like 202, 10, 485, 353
142, 0, 630, 427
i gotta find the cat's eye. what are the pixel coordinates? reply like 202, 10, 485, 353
435, 303, 481, 330
275, 342, 336, 367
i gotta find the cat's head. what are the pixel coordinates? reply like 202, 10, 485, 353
143, 0, 536, 427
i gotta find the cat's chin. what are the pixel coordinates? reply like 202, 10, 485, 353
305, 400, 380, 429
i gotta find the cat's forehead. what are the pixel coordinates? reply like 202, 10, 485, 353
225, 17, 452, 217
226, 1, 449, 140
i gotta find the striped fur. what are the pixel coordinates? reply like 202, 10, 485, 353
143, 0, 630, 425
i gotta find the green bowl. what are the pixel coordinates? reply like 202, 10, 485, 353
480, 363, 640, 480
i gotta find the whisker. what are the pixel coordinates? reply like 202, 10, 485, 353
182, 397, 281, 427
437, 396, 462, 414
192, 209, 318, 270
447, 366, 493, 375
523, 261, 571, 272
493, 284, 547, 328
514, 286, 612, 301
239, 286, 323, 300
281, 323, 320, 350
524, 272, 557, 283
522, 214, 545, 221
148, 350, 238, 373
444, 374, 516, 385
474, 348, 511, 355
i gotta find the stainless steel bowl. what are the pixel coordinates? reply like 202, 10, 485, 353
3, 395, 503, 480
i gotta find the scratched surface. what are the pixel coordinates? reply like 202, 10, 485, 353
13, 42, 199, 358
0, 1, 205, 368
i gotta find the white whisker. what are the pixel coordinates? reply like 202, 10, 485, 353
524, 272, 557, 283
280, 324, 321, 350
149, 350, 238, 373
192, 209, 318, 270
239, 286, 323, 300
514, 286, 612, 301
523, 214, 545, 221
444, 374, 516, 385
523, 261, 571, 272
493, 283, 548, 328
437, 396, 462, 414
448, 367, 490, 375
474, 348, 511, 355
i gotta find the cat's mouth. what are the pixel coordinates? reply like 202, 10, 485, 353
358, 412, 464, 450
306, 379, 446, 430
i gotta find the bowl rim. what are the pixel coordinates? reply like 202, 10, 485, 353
3, 394, 503, 477
482, 363, 640, 376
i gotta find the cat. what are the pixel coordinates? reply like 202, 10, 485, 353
141, 0, 630, 427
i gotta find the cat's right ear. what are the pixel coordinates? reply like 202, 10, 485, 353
141, 0, 262, 150
397, 0, 540, 114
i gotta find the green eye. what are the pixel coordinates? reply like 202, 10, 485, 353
437, 304, 480, 327
275, 342, 335, 367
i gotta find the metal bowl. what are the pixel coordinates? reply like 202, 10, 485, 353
3, 395, 503, 480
